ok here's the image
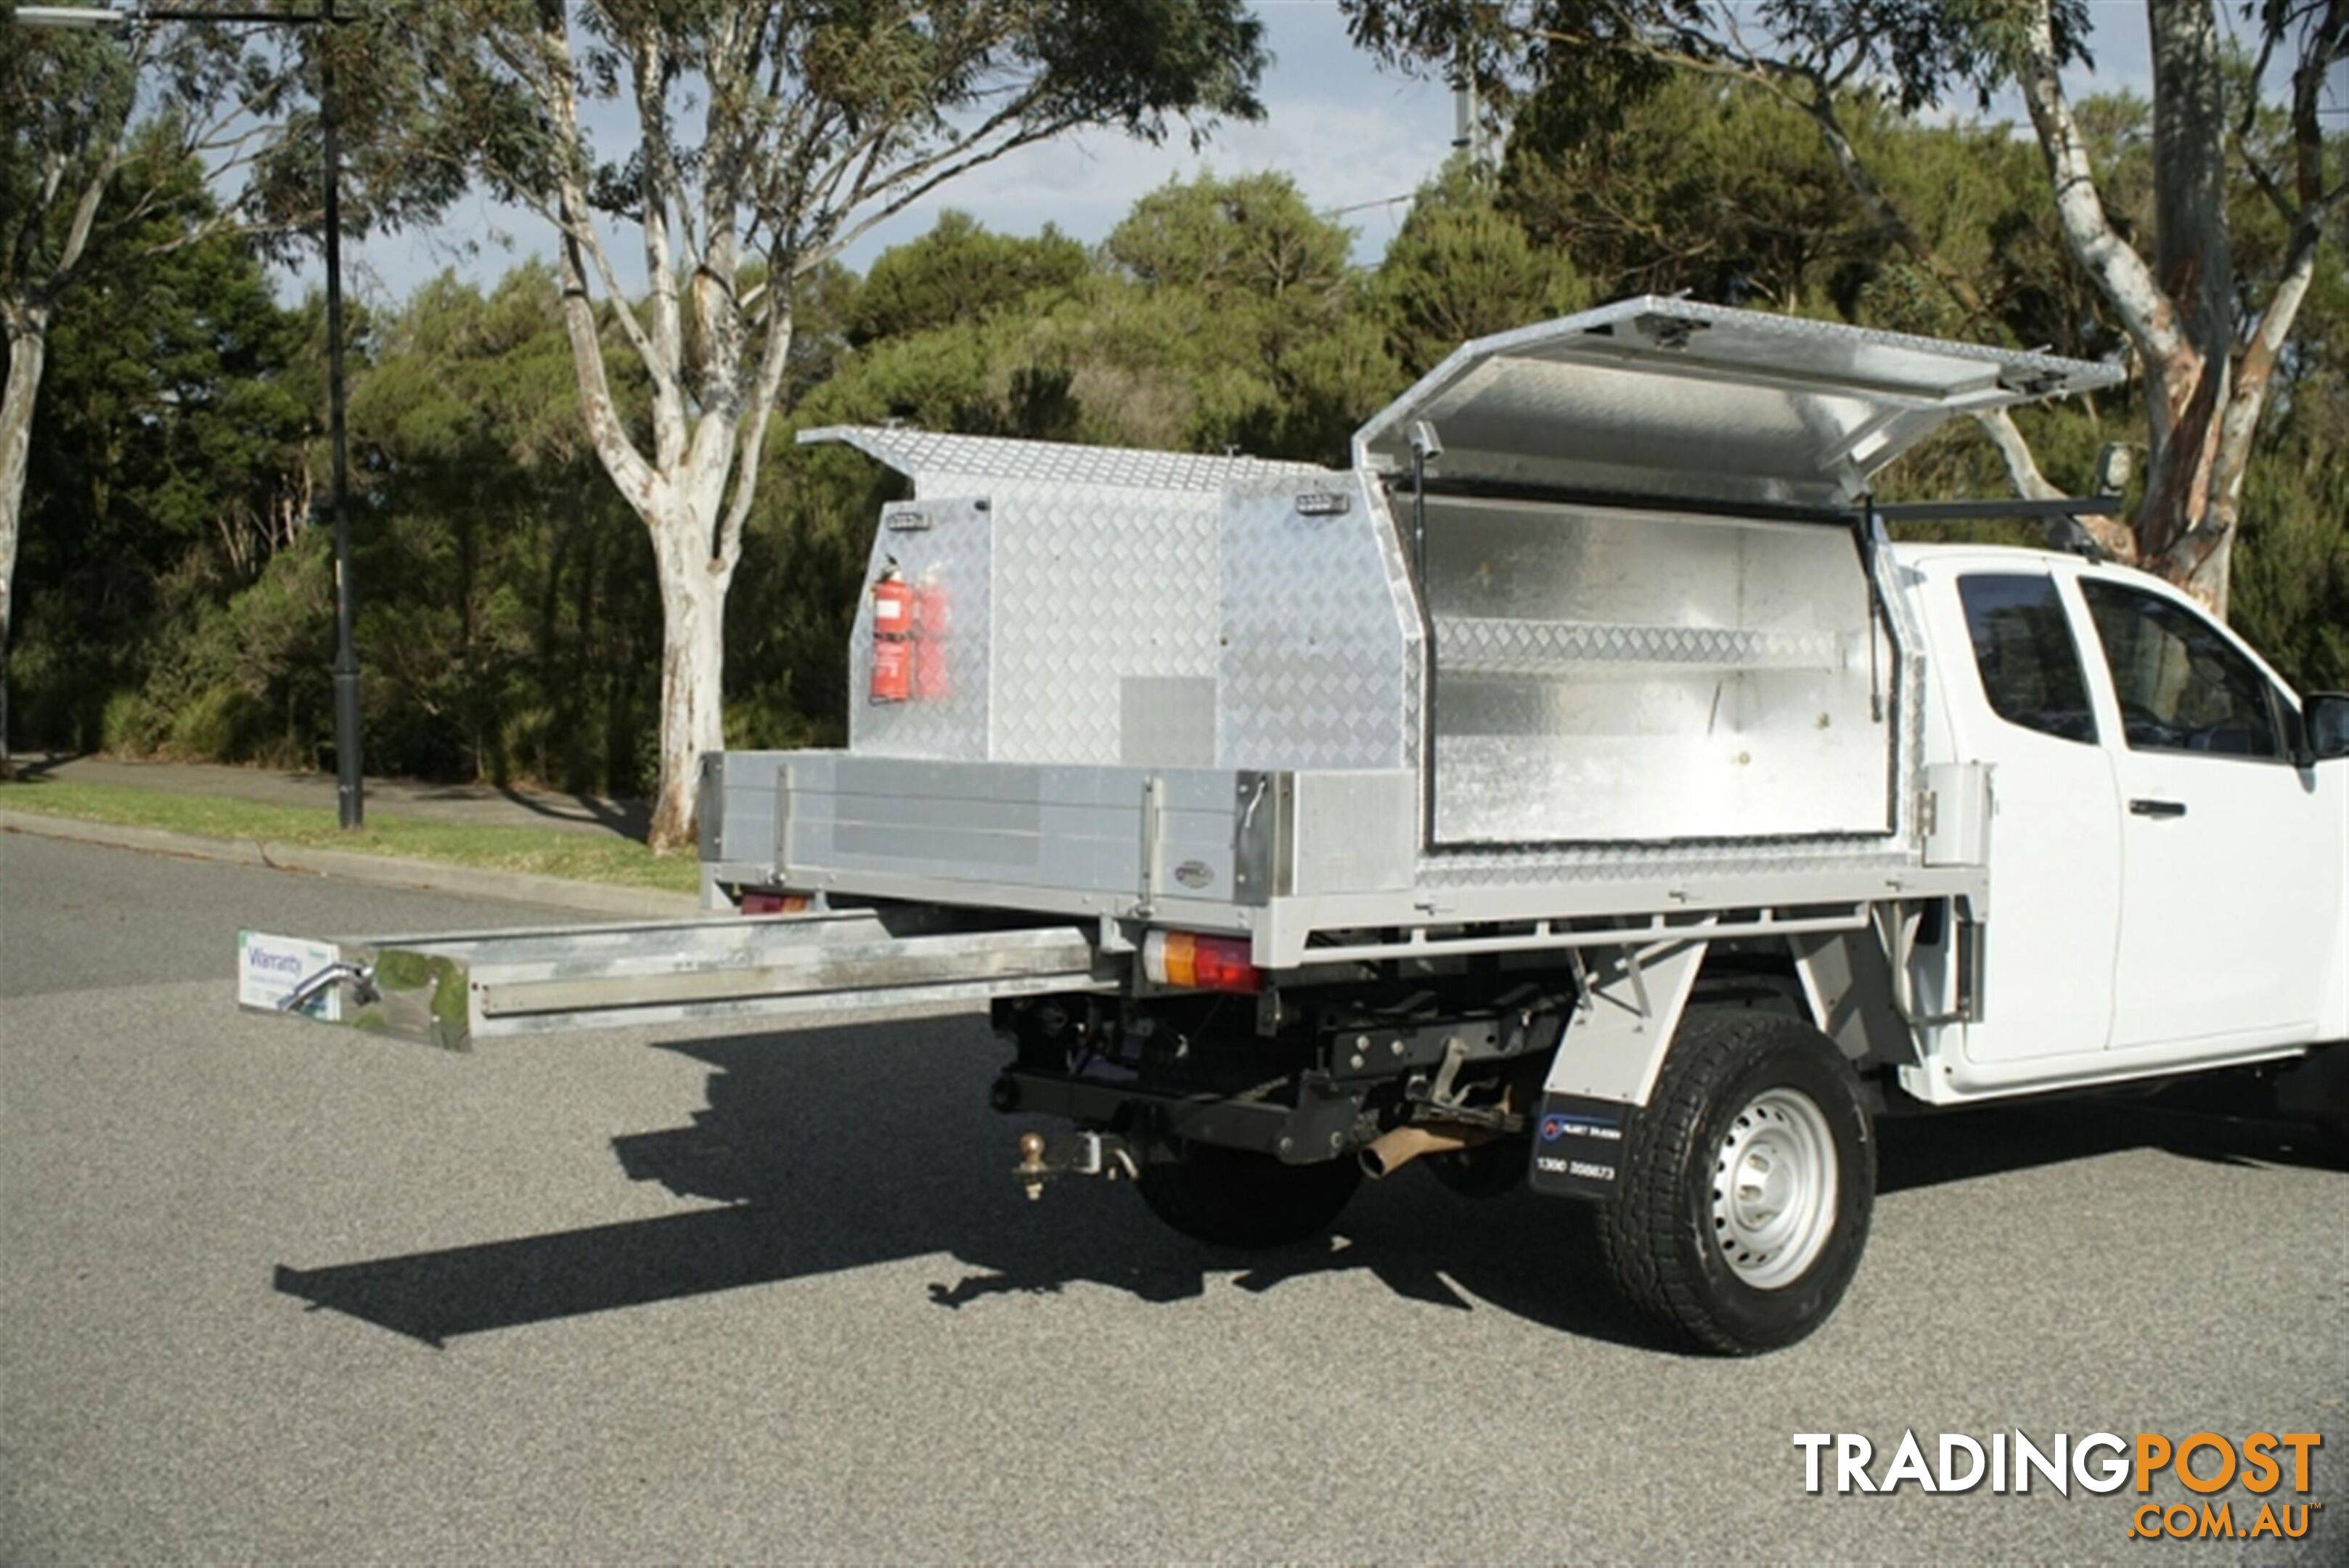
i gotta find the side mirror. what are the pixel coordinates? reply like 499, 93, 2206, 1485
2303, 692, 2349, 764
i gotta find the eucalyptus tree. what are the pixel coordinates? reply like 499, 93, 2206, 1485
1096, 171, 1400, 460
0, 1, 451, 777
1, 13, 211, 775
1341, 0, 2349, 613
1373, 166, 1587, 378
6, 145, 312, 756
409, 1, 1267, 849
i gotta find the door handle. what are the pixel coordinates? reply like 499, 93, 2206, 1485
2128, 798, 2187, 819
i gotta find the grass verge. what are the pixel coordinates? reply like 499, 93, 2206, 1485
0, 777, 698, 894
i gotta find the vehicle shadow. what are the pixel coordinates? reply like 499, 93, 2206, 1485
273, 1017, 2340, 1349
1876, 1087, 2342, 1193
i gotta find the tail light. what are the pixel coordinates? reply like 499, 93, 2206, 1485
1141, 931, 1262, 994
740, 891, 810, 915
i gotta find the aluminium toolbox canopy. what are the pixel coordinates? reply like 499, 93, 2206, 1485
1353, 295, 2125, 507
740, 301, 2128, 953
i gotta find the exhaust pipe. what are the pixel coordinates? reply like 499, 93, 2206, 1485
1360, 1123, 1484, 1180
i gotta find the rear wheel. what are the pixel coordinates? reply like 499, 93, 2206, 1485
1137, 1140, 1361, 1249
1598, 1009, 1874, 1355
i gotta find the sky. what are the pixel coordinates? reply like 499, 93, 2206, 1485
330, 0, 2189, 307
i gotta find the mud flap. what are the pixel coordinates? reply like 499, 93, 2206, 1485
1525, 939, 1706, 1201
1528, 1094, 1636, 1200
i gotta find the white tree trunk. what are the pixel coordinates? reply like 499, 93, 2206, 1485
0, 311, 51, 780
646, 511, 727, 851
2017, 0, 2255, 613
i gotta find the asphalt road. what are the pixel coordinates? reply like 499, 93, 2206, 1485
4, 831, 2344, 1562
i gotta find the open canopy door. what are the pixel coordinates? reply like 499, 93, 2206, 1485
1355, 297, 2124, 509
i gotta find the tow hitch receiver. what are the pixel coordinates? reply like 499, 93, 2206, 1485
1013, 1130, 1142, 1200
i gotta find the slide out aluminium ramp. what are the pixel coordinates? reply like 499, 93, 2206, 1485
237, 908, 1109, 1051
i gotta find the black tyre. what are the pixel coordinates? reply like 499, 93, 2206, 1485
1597, 1008, 1874, 1355
1136, 1140, 1362, 1249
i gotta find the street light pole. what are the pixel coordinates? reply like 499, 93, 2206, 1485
12, 1, 363, 826
316, 0, 361, 827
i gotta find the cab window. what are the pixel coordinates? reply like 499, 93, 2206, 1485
2079, 579, 2282, 759
1956, 573, 2098, 743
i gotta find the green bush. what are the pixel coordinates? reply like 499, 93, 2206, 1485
99, 689, 166, 756
162, 682, 265, 761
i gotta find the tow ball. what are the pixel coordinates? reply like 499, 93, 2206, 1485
1013, 1130, 1141, 1200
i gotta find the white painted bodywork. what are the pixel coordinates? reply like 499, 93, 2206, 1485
1890, 544, 2349, 1103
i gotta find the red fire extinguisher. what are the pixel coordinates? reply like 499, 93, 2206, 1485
870, 565, 912, 703
912, 574, 950, 702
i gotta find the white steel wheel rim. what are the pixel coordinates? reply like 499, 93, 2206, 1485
1709, 1087, 1838, 1290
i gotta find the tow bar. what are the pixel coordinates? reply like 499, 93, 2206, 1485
1013, 1130, 1143, 1200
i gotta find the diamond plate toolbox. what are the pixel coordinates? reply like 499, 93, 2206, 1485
822, 428, 1328, 769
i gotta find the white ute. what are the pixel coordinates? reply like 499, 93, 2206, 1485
243, 299, 2349, 1355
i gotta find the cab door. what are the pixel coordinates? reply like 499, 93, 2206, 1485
2072, 576, 2333, 1050
1925, 565, 2123, 1069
